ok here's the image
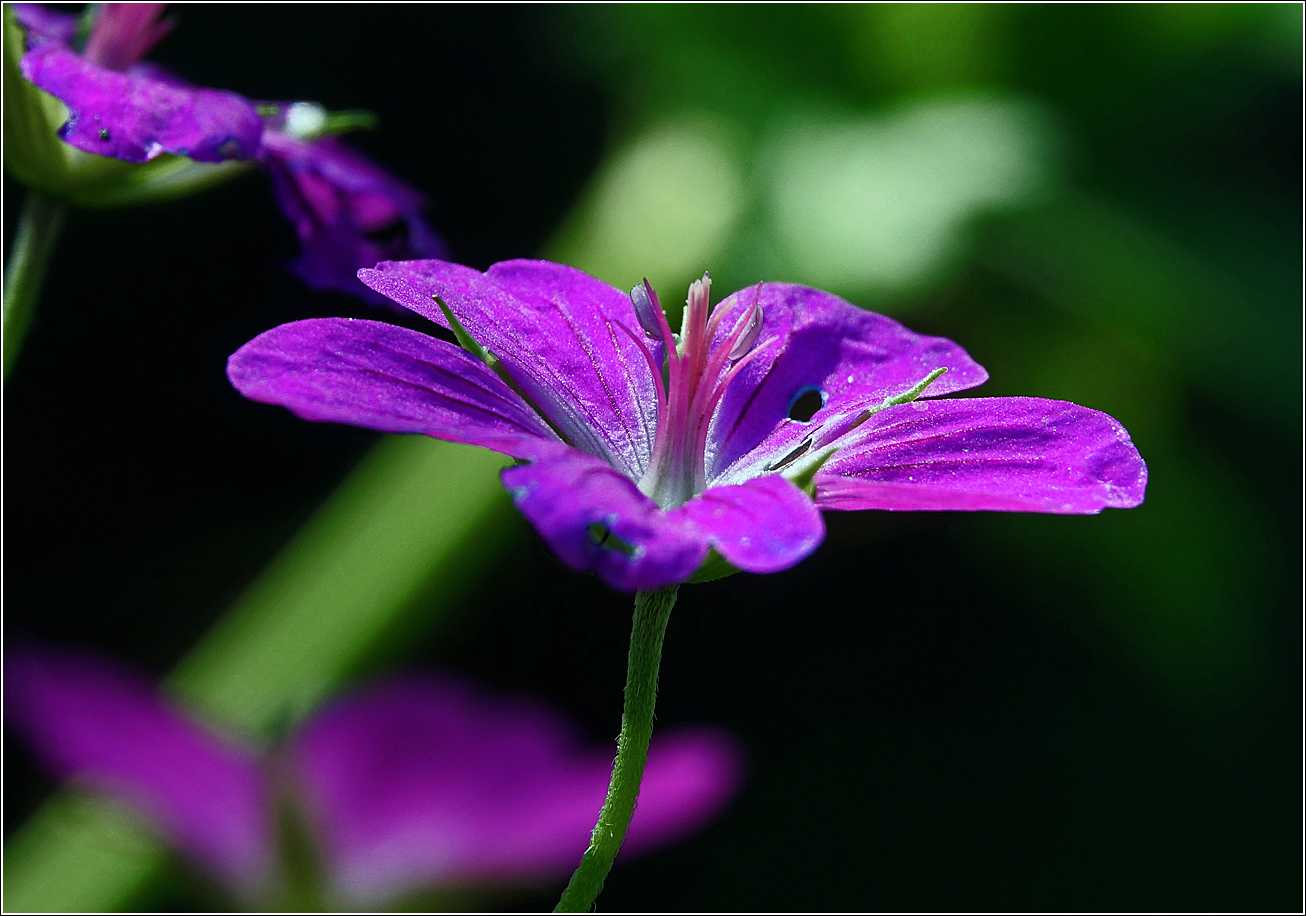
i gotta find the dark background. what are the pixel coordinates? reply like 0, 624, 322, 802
5, 5, 1301, 912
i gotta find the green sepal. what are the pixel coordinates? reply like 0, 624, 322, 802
781, 442, 839, 497
882, 366, 947, 409
320, 109, 378, 136
260, 101, 379, 140
267, 775, 329, 911
70, 156, 254, 208
857, 366, 949, 426
433, 295, 498, 368
432, 296, 576, 445
687, 548, 740, 584
3, 7, 253, 208
4, 5, 72, 192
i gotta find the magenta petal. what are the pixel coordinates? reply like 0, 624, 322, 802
11, 3, 79, 48
227, 318, 559, 458
290, 675, 743, 905
815, 396, 1148, 513
673, 476, 825, 574
262, 133, 446, 305
501, 447, 706, 591
358, 259, 659, 481
3, 646, 272, 891
504, 449, 824, 589
20, 46, 263, 162
706, 283, 988, 484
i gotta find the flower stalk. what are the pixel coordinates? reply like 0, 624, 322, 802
555, 586, 679, 913
3, 189, 66, 382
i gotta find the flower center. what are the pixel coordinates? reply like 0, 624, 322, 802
617, 274, 770, 509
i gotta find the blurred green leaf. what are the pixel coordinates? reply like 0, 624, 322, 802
761, 94, 1056, 304
549, 114, 746, 298
987, 193, 1299, 430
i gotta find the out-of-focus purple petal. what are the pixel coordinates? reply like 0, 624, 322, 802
11, 3, 79, 48
125, 59, 190, 90
3, 645, 272, 891
623, 727, 744, 855
675, 476, 825, 574
359, 260, 659, 481
261, 132, 446, 305
226, 317, 560, 459
82, 3, 171, 70
289, 674, 743, 905
815, 396, 1148, 513
501, 447, 706, 591
706, 283, 988, 485
19, 46, 262, 162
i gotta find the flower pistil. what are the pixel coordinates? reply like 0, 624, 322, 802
622, 274, 771, 509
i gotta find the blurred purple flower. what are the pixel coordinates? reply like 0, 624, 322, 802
14, 3, 262, 163
11, 3, 444, 301
260, 125, 448, 306
227, 260, 1148, 591
4, 646, 742, 907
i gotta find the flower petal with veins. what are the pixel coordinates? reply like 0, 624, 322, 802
230, 257, 1147, 590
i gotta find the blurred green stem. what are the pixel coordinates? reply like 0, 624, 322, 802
555, 586, 679, 913
3, 189, 65, 382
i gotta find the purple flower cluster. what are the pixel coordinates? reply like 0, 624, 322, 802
229, 260, 1147, 591
12, 3, 444, 301
5, 646, 741, 906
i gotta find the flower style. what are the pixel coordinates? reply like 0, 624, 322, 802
4, 646, 742, 907
228, 259, 1147, 591
10, 3, 444, 301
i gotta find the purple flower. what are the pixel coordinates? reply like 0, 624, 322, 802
11, 3, 444, 301
227, 260, 1147, 591
260, 122, 448, 305
14, 3, 263, 163
5, 646, 742, 907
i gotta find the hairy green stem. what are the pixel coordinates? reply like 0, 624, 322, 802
3, 189, 66, 383
555, 585, 679, 912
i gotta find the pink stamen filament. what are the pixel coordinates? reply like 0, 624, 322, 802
638, 281, 683, 485
690, 335, 779, 492
634, 277, 769, 507
612, 321, 667, 415
687, 291, 763, 430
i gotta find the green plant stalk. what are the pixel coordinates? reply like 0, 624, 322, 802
3, 189, 65, 382
1, 434, 513, 913
555, 585, 679, 913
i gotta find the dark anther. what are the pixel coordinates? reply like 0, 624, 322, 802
788, 388, 824, 422
767, 438, 812, 472
98, 128, 110, 141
